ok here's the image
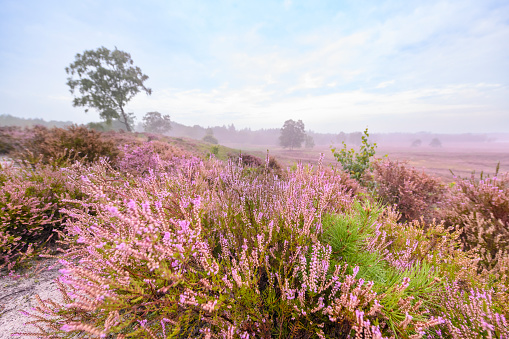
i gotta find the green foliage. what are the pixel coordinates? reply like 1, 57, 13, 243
210, 145, 220, 156
66, 46, 152, 132
321, 201, 444, 337
279, 119, 306, 149
142, 111, 172, 134
331, 127, 377, 181
202, 134, 218, 144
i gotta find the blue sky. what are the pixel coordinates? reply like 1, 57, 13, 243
0, 0, 508, 133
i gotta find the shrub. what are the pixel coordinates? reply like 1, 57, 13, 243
331, 127, 377, 181
429, 138, 442, 148
14, 155, 507, 338
368, 159, 445, 222
0, 163, 79, 271
202, 134, 219, 144
117, 141, 192, 176
440, 172, 509, 271
321, 201, 446, 337
17, 159, 409, 338
15, 125, 120, 165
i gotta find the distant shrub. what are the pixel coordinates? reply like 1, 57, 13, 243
411, 139, 422, 147
369, 159, 445, 222
429, 138, 442, 147
202, 134, 218, 144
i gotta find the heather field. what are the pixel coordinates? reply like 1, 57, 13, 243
225, 143, 509, 183
1, 126, 508, 338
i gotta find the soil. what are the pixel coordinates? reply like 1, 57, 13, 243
0, 259, 63, 338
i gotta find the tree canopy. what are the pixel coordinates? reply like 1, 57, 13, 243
66, 47, 151, 132
142, 112, 172, 134
279, 119, 306, 149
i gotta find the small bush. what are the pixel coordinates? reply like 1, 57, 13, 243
117, 141, 192, 176
0, 163, 79, 271
331, 127, 377, 181
440, 172, 509, 271
369, 159, 445, 222
15, 125, 120, 165
202, 134, 218, 144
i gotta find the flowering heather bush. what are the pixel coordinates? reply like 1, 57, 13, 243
368, 159, 445, 222
321, 202, 448, 337
0, 163, 79, 271
17, 159, 412, 338
117, 141, 192, 176
228, 153, 283, 175
431, 282, 509, 339
13, 154, 509, 338
13, 125, 120, 165
440, 172, 509, 271
0, 126, 27, 154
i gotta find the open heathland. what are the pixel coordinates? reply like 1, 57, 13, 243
0, 125, 508, 338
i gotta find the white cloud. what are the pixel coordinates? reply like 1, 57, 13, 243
376, 80, 395, 89
128, 82, 508, 132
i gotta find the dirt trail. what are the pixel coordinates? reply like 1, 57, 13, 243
0, 259, 62, 338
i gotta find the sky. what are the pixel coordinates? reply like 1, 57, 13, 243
0, 0, 508, 133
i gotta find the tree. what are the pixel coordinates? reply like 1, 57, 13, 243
279, 119, 306, 149
66, 47, 152, 132
202, 128, 218, 144
142, 112, 172, 134
411, 139, 422, 147
305, 135, 315, 149
429, 138, 442, 147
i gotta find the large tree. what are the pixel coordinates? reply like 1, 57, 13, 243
279, 119, 306, 149
142, 111, 172, 134
66, 47, 151, 132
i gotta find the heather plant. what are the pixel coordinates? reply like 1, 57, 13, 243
322, 201, 446, 337
11, 125, 120, 166
331, 127, 377, 181
432, 282, 509, 338
440, 172, 509, 271
14, 154, 507, 338
16, 158, 402, 338
0, 162, 80, 271
368, 159, 445, 222
117, 141, 193, 176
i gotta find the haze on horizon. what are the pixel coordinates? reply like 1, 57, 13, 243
0, 0, 508, 134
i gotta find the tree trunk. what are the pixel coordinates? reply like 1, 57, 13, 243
119, 106, 132, 132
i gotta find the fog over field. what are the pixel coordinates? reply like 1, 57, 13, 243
1, 0, 508, 134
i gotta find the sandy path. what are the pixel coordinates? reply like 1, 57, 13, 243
0, 259, 63, 338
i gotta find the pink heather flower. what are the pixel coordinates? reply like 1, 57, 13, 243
60, 324, 73, 332
353, 266, 360, 277
193, 196, 202, 208
116, 243, 127, 250
127, 199, 136, 210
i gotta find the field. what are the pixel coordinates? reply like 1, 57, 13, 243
1, 125, 508, 338
225, 141, 509, 182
